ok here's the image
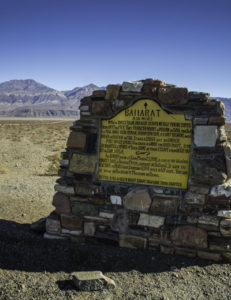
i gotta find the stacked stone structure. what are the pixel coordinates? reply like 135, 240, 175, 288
45, 78, 231, 262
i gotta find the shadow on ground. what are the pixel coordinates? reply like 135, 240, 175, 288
0, 219, 218, 274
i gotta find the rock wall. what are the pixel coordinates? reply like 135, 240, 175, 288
45, 78, 231, 262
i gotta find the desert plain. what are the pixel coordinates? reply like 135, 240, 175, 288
0, 118, 231, 299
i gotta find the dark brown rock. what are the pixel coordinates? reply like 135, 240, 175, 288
158, 87, 188, 105
52, 192, 71, 214
60, 214, 83, 230
171, 225, 208, 249
141, 85, 157, 97
92, 100, 113, 116
67, 131, 86, 149
208, 116, 226, 126
105, 84, 121, 100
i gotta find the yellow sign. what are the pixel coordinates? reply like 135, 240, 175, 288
98, 99, 192, 189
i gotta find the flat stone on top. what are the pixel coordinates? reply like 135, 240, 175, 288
122, 81, 143, 92
72, 271, 116, 291
194, 125, 217, 147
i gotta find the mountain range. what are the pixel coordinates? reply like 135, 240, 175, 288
0, 79, 102, 118
0, 79, 230, 121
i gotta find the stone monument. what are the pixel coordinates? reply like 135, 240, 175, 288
45, 78, 231, 262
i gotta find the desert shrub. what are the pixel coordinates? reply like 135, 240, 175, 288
0, 167, 9, 174
44, 152, 61, 176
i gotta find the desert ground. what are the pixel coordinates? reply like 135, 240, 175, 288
0, 118, 231, 300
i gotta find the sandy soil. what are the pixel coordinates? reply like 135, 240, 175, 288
0, 119, 231, 300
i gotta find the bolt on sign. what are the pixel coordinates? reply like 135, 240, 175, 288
98, 99, 192, 189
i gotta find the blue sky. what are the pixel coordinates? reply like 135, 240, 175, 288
0, 0, 230, 97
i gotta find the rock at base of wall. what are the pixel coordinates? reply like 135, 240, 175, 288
72, 271, 116, 291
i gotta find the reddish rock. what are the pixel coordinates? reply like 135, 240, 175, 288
170, 225, 208, 249
52, 192, 71, 214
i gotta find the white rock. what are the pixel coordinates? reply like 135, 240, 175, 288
210, 180, 231, 198
54, 184, 75, 195
110, 195, 122, 205
99, 211, 114, 219
122, 81, 143, 92
194, 125, 217, 147
138, 213, 165, 228
218, 210, 231, 218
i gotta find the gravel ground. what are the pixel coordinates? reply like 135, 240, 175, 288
0, 119, 231, 300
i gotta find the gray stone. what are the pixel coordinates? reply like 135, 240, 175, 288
220, 219, 231, 236
111, 209, 128, 233
184, 192, 205, 205
72, 271, 116, 291
150, 195, 180, 215
198, 215, 219, 230
46, 218, 61, 234
189, 185, 210, 195
194, 126, 217, 147
193, 117, 208, 125
138, 213, 165, 228
197, 251, 221, 262
188, 92, 210, 101
54, 184, 75, 195
60, 159, 69, 167
71, 202, 98, 216
191, 160, 227, 185
175, 247, 196, 258
123, 187, 151, 212
43, 233, 67, 240
84, 222, 96, 236
122, 81, 143, 92
224, 144, 231, 177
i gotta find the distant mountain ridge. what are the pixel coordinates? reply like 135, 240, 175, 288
0, 79, 230, 120
0, 79, 103, 117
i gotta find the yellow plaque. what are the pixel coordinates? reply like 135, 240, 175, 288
98, 99, 192, 189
